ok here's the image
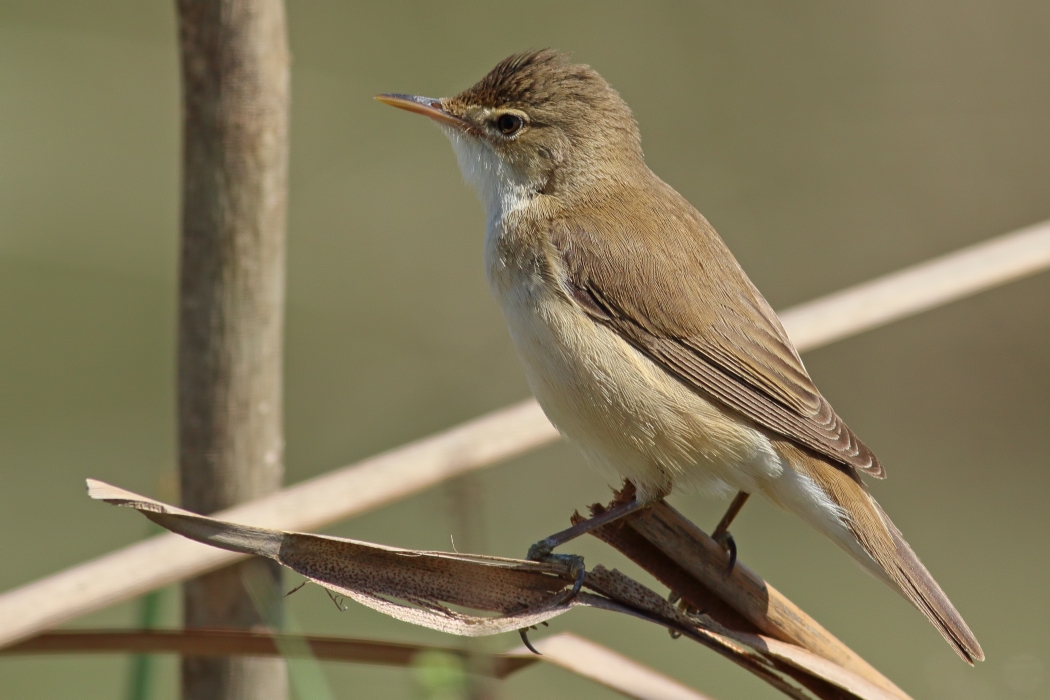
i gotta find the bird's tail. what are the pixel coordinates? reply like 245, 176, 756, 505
783, 443, 984, 664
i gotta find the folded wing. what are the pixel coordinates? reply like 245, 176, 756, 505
551, 184, 883, 477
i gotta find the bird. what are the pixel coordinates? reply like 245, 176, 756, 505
376, 49, 983, 664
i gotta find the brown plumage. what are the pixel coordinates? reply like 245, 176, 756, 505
377, 49, 983, 663
551, 181, 883, 477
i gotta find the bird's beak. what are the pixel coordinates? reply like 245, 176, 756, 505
375, 94, 473, 132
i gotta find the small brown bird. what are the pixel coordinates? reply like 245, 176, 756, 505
377, 50, 983, 663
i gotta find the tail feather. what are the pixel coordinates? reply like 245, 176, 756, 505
783, 443, 984, 664
871, 500, 984, 664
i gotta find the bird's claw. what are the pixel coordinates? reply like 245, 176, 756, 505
713, 530, 738, 576
542, 552, 586, 597
527, 542, 586, 597
519, 628, 542, 655
519, 546, 587, 654
569, 561, 586, 597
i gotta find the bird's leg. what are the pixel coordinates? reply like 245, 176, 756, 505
525, 497, 645, 596
527, 496, 644, 560
519, 496, 647, 649
711, 491, 750, 575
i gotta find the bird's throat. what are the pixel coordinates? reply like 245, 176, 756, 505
441, 127, 538, 228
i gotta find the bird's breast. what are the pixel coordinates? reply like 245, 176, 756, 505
485, 219, 784, 501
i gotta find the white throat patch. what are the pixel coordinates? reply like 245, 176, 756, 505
440, 126, 534, 228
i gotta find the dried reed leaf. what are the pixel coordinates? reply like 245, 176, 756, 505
581, 487, 913, 700
87, 480, 577, 636
88, 479, 909, 700
713, 630, 904, 700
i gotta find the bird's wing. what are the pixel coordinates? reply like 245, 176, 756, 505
550, 187, 882, 477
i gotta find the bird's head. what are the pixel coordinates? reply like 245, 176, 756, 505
377, 50, 643, 213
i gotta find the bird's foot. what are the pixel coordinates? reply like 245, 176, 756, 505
527, 542, 587, 598
667, 591, 683, 639
518, 543, 586, 653
526, 537, 556, 563
665, 590, 707, 638
713, 530, 738, 576
711, 491, 749, 576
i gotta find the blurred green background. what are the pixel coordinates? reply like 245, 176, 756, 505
1, 2, 1048, 698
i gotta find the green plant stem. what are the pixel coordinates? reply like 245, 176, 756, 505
126, 587, 163, 700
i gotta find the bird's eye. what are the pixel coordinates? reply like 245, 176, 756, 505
495, 113, 525, 136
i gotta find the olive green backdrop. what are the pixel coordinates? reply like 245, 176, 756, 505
1, 2, 1048, 699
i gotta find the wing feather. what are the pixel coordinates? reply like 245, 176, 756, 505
550, 182, 883, 477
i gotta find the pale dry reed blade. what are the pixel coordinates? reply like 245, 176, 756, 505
780, 219, 1050, 351
504, 632, 718, 700
0, 222, 1046, 650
